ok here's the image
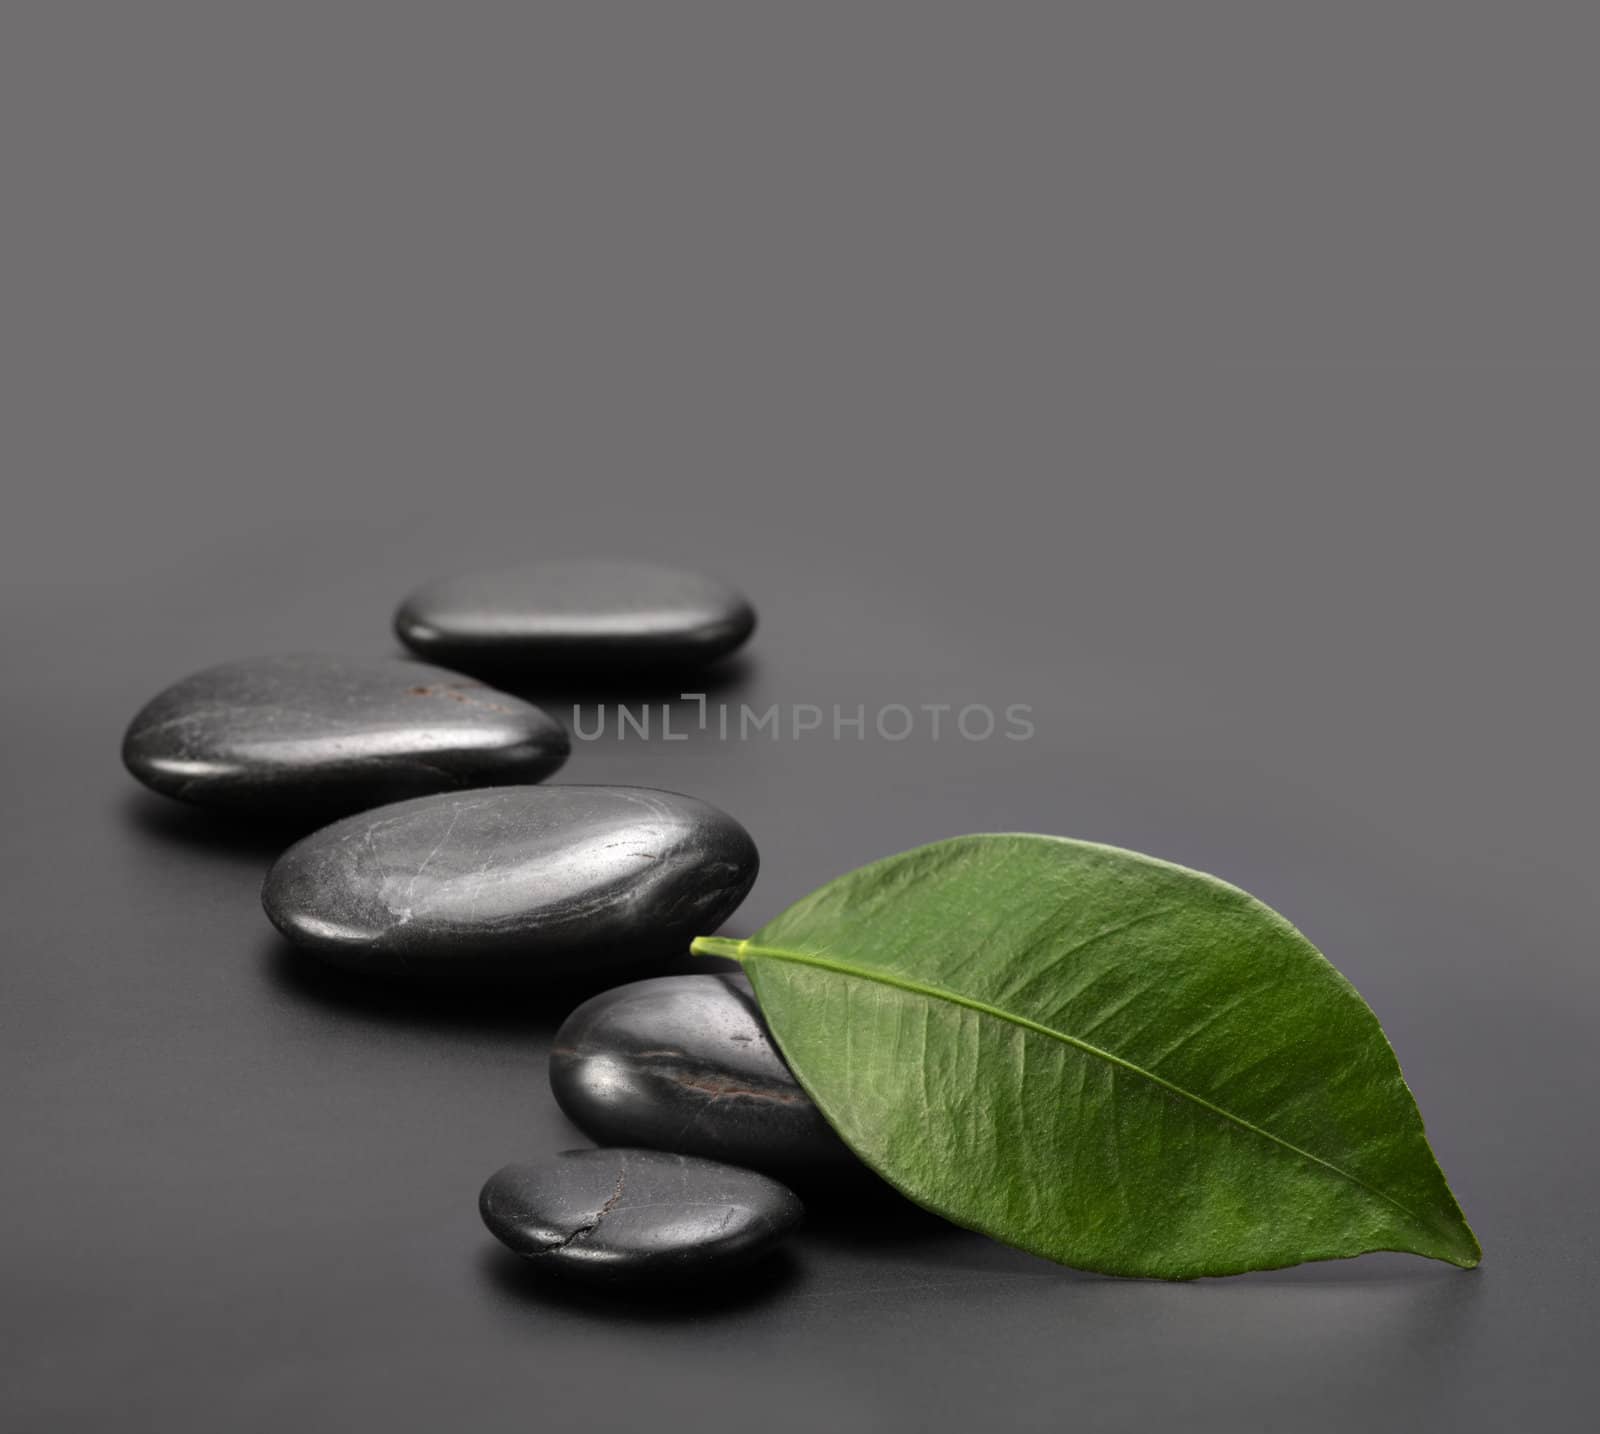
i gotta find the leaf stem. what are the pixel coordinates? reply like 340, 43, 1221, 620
689, 936, 747, 962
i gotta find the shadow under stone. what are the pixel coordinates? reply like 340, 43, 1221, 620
410, 651, 759, 710
476, 1241, 801, 1324
261, 935, 733, 1039
120, 788, 314, 860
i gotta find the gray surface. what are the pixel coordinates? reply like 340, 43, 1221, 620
2, 5, 1596, 1431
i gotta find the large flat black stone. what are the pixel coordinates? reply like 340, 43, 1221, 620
261, 785, 758, 977
394, 560, 756, 674
122, 654, 568, 816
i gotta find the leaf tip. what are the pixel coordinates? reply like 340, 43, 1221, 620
1428, 1212, 1482, 1269
1452, 1229, 1484, 1270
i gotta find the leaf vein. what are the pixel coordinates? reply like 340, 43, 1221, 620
734, 940, 1439, 1237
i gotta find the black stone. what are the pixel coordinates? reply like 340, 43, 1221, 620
122, 654, 568, 816
551, 974, 854, 1175
393, 560, 755, 674
261, 785, 758, 977
479, 1149, 802, 1284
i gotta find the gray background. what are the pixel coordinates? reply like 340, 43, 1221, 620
3, 5, 1596, 1431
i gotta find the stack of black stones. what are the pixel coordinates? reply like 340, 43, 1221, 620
123, 560, 851, 1288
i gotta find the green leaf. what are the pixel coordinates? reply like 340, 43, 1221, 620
691, 835, 1479, 1278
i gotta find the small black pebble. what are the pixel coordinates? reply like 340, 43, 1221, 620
479, 1149, 803, 1284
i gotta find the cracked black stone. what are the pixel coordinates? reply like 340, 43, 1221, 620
261, 785, 758, 977
393, 560, 756, 674
122, 654, 568, 816
479, 1148, 803, 1283
551, 974, 855, 1176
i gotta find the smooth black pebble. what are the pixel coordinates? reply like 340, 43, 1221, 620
551, 974, 855, 1176
393, 559, 755, 674
122, 654, 568, 816
480, 1148, 802, 1284
262, 785, 758, 977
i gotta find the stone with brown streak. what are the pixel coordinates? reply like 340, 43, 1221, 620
550, 974, 855, 1174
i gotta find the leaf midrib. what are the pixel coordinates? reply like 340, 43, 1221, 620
722, 937, 1449, 1246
